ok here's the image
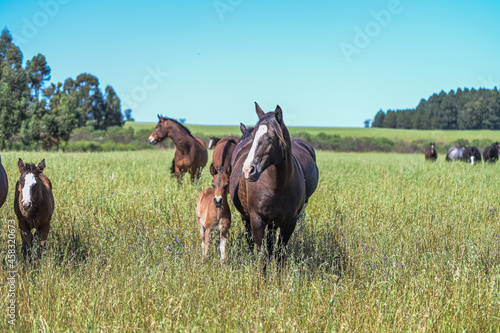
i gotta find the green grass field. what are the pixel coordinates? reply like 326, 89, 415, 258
126, 121, 500, 144
1, 150, 499, 331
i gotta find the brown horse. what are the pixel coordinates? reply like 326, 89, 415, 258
196, 164, 232, 263
230, 103, 319, 262
0, 155, 7, 209
211, 136, 239, 169
14, 159, 54, 260
148, 116, 208, 182
425, 143, 437, 161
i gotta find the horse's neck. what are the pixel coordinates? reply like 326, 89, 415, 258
168, 124, 194, 153
275, 147, 295, 188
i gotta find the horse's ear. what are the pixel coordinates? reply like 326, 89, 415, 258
275, 105, 283, 124
255, 102, 265, 119
226, 164, 231, 175
157, 114, 161, 120
37, 159, 46, 172
18, 158, 25, 173
210, 163, 217, 176
240, 123, 246, 134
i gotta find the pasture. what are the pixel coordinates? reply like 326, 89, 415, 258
126, 121, 500, 143
1, 150, 499, 331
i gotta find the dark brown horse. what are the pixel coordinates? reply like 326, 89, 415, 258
207, 137, 220, 150
196, 164, 232, 263
14, 159, 54, 260
483, 142, 500, 163
0, 155, 7, 209
148, 116, 208, 182
425, 143, 437, 161
211, 136, 239, 169
230, 103, 319, 261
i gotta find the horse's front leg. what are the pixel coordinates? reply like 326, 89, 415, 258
249, 213, 266, 254
19, 220, 33, 260
219, 217, 231, 264
35, 223, 50, 258
276, 218, 297, 264
266, 223, 277, 259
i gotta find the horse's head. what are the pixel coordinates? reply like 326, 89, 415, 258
242, 102, 290, 182
148, 115, 169, 145
208, 137, 220, 150
17, 158, 45, 212
210, 164, 231, 208
430, 143, 435, 153
494, 142, 500, 152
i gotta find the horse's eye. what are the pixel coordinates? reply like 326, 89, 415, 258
224, 184, 229, 189
212, 184, 215, 188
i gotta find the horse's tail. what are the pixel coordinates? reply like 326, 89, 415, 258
221, 139, 237, 167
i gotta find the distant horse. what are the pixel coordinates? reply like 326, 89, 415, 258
425, 143, 437, 161
230, 102, 319, 262
0, 155, 7, 209
196, 164, 232, 263
483, 142, 500, 163
148, 115, 208, 182
14, 159, 54, 260
239, 123, 254, 141
463, 147, 481, 165
446, 147, 465, 161
211, 136, 239, 169
207, 137, 220, 150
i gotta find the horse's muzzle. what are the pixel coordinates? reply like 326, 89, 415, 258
148, 136, 157, 145
214, 197, 223, 208
22, 202, 32, 211
243, 164, 259, 182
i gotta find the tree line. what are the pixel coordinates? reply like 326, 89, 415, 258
371, 88, 500, 130
0, 28, 131, 150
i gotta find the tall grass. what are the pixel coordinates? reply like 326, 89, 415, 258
0, 151, 499, 331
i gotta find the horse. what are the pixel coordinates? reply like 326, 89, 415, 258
463, 147, 482, 165
446, 147, 465, 161
211, 136, 239, 169
14, 159, 54, 260
0, 155, 7, 209
148, 115, 208, 182
425, 143, 437, 161
207, 137, 220, 150
483, 142, 500, 163
196, 164, 232, 263
230, 102, 319, 262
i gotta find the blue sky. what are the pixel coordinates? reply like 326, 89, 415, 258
0, 0, 499, 127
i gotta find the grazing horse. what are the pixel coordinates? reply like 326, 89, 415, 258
211, 136, 239, 169
483, 142, 500, 163
446, 147, 465, 161
196, 164, 232, 263
14, 159, 54, 260
0, 155, 7, 209
230, 102, 319, 262
207, 137, 220, 150
463, 147, 481, 165
148, 116, 208, 182
425, 143, 437, 161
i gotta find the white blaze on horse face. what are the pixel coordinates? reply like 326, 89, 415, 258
471, 156, 475, 165
21, 173, 36, 206
243, 125, 268, 172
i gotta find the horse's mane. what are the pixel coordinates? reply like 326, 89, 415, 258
221, 139, 237, 166
161, 116, 194, 138
263, 113, 290, 150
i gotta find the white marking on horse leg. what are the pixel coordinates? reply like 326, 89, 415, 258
21, 173, 36, 207
243, 125, 268, 173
